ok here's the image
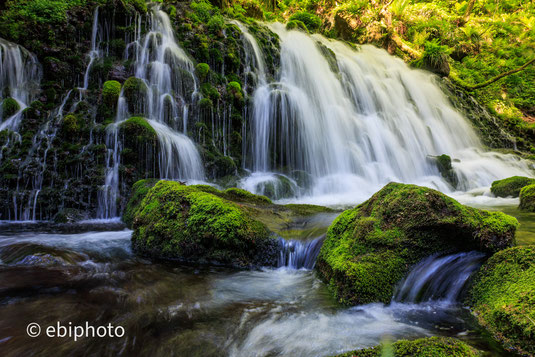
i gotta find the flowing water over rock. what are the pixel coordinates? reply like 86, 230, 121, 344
238, 23, 533, 205
0, 216, 514, 356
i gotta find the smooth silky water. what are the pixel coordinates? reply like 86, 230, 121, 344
0, 216, 516, 356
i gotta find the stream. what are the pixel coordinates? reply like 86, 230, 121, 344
0, 201, 528, 357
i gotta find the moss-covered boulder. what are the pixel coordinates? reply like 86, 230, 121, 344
519, 184, 535, 211
123, 178, 159, 228
123, 77, 148, 115
131, 181, 279, 268
316, 182, 517, 305
2, 97, 20, 117
334, 337, 481, 357
118, 117, 157, 147
466, 246, 535, 355
223, 187, 272, 205
102, 80, 121, 107
490, 176, 535, 198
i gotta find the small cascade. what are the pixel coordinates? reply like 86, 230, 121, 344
277, 235, 325, 269
98, 4, 204, 218
393, 251, 485, 304
0, 38, 41, 132
81, 6, 102, 91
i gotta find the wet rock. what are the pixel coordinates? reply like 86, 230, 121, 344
519, 184, 535, 211
316, 182, 517, 305
491, 176, 535, 198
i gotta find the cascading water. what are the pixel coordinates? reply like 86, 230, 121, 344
97, 4, 204, 218
0, 38, 41, 132
238, 23, 533, 205
277, 235, 325, 269
393, 251, 485, 304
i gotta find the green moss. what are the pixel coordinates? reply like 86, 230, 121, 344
123, 77, 148, 115
195, 63, 210, 81
519, 184, 535, 212
317, 182, 517, 306
467, 246, 535, 355
2, 98, 20, 117
60, 114, 80, 136
283, 204, 335, 216
335, 337, 481, 357
491, 176, 535, 198
119, 117, 157, 146
122, 0, 147, 13
289, 12, 322, 32
286, 20, 308, 32
131, 181, 277, 267
223, 187, 272, 205
102, 80, 121, 107
226, 81, 243, 101
123, 178, 159, 228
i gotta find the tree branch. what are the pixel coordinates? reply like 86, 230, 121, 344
461, 57, 535, 90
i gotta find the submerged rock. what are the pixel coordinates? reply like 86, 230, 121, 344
466, 246, 535, 356
491, 176, 535, 198
316, 182, 517, 305
334, 336, 481, 357
131, 181, 278, 268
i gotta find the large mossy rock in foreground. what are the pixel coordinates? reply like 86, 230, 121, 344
466, 246, 535, 356
316, 182, 517, 306
335, 337, 481, 357
131, 181, 278, 268
490, 176, 535, 198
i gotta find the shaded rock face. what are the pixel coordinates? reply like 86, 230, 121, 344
466, 246, 535, 356
491, 176, 535, 198
316, 182, 517, 306
130, 181, 279, 268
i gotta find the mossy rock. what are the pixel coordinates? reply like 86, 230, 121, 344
118, 117, 157, 146
226, 81, 243, 101
2, 97, 20, 117
223, 187, 272, 205
288, 12, 322, 32
466, 246, 535, 355
102, 80, 121, 107
131, 181, 279, 268
195, 63, 210, 81
60, 114, 80, 137
123, 77, 148, 115
316, 182, 517, 306
429, 154, 459, 189
519, 184, 535, 211
52, 208, 88, 224
286, 20, 308, 33
334, 337, 481, 357
123, 178, 159, 228
490, 176, 535, 198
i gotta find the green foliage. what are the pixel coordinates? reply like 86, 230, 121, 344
207, 14, 225, 34
289, 11, 322, 32
190, 0, 218, 23
467, 246, 535, 355
335, 336, 481, 357
102, 80, 121, 107
226, 81, 243, 100
316, 182, 517, 305
1, 98, 20, 117
490, 176, 535, 198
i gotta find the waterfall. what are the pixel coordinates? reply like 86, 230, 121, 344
98, 4, 204, 218
278, 236, 325, 269
393, 251, 485, 304
238, 23, 533, 204
0, 38, 41, 132
81, 7, 102, 91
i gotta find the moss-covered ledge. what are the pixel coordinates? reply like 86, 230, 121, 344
316, 182, 517, 306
